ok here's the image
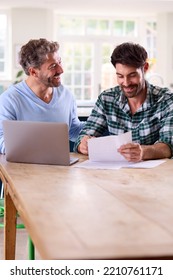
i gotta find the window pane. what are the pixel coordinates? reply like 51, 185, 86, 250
84, 73, 91, 85
0, 14, 7, 31
74, 88, 82, 99
126, 21, 135, 36
65, 61, 72, 71
0, 14, 7, 75
113, 20, 124, 36
63, 73, 71, 85
146, 20, 157, 59
98, 20, 110, 35
86, 19, 110, 35
84, 88, 91, 100
84, 58, 91, 71
62, 42, 94, 101
0, 61, 4, 71
85, 44, 92, 56
101, 43, 117, 91
0, 46, 4, 59
74, 45, 82, 56
102, 44, 112, 64
58, 17, 84, 35
74, 58, 82, 71
74, 73, 81, 85
86, 19, 97, 35
147, 21, 157, 31
113, 20, 136, 36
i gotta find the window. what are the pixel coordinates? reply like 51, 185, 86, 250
86, 19, 110, 35
146, 20, 157, 58
55, 15, 156, 104
62, 43, 94, 101
113, 20, 137, 36
101, 43, 117, 92
58, 17, 85, 35
0, 11, 10, 80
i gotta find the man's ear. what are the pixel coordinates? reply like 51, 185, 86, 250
144, 62, 149, 72
28, 67, 38, 77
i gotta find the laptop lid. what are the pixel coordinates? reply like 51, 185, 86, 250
2, 120, 78, 166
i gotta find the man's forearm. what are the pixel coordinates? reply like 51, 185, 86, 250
142, 142, 172, 160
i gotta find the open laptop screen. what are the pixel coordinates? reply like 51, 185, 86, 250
2, 120, 78, 166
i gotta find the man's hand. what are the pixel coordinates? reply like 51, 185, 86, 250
78, 135, 92, 155
118, 143, 143, 162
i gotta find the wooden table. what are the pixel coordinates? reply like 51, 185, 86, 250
0, 154, 173, 260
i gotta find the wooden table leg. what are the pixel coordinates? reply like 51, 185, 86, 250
4, 185, 17, 260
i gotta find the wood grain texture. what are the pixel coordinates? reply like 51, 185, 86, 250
0, 154, 173, 260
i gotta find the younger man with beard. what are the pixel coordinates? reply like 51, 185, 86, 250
74, 42, 173, 162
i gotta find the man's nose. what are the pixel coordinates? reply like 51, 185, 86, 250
57, 64, 63, 74
122, 77, 130, 86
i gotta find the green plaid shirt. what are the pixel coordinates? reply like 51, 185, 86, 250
74, 82, 173, 154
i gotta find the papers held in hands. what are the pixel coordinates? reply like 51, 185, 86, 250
88, 131, 132, 162
75, 131, 165, 169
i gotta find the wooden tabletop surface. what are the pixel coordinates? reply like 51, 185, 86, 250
0, 154, 173, 260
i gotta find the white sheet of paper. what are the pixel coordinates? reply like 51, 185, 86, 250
74, 159, 166, 170
88, 131, 132, 162
121, 159, 166, 168
74, 160, 122, 170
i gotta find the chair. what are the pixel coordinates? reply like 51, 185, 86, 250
0, 182, 35, 259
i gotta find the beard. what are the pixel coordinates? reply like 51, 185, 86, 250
47, 75, 61, 87
37, 73, 61, 87
121, 83, 143, 98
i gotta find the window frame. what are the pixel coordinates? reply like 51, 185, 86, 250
54, 14, 157, 105
0, 10, 11, 81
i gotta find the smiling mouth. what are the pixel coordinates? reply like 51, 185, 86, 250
53, 75, 60, 80
123, 85, 136, 92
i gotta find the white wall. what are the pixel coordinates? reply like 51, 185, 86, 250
157, 13, 173, 89
11, 8, 54, 80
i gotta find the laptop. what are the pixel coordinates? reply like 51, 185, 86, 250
2, 120, 79, 166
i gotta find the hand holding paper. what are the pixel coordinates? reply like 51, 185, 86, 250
74, 132, 165, 170
75, 131, 165, 169
88, 131, 132, 162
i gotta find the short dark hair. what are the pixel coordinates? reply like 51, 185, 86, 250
111, 42, 148, 68
19, 38, 60, 75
